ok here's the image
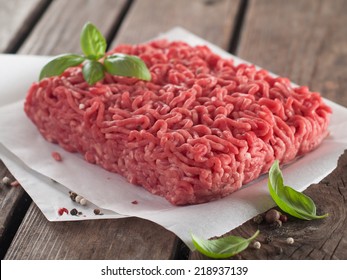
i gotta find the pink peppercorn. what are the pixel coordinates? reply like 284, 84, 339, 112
10, 180, 20, 187
52, 151, 62, 161
131, 200, 138, 205
279, 214, 288, 223
58, 207, 68, 216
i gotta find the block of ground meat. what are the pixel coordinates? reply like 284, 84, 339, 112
24, 40, 331, 205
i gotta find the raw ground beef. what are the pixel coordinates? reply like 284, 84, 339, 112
24, 40, 331, 205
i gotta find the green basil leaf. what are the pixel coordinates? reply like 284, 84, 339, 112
39, 54, 85, 80
191, 230, 259, 259
82, 60, 105, 85
80, 22, 106, 60
104, 53, 151, 81
268, 160, 328, 220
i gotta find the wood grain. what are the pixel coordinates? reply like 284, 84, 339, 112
3, 0, 346, 260
237, 0, 347, 107
0, 0, 48, 258
190, 0, 347, 260
3, 0, 179, 260
190, 150, 347, 260
111, 0, 241, 50
0, 0, 50, 53
3, 0, 244, 260
5, 204, 178, 259
18, 0, 130, 55
0, 161, 31, 259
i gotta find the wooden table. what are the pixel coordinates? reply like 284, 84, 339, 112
1, 0, 346, 260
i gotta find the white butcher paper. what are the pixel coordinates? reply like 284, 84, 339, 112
0, 27, 347, 250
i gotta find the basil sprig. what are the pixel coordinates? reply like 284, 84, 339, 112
39, 22, 151, 85
268, 160, 328, 220
191, 230, 259, 259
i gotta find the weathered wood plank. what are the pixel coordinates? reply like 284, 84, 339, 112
111, 0, 241, 50
191, 150, 347, 260
0, 0, 50, 53
3, 0, 179, 260
237, 0, 347, 107
0, 162, 31, 259
190, 0, 347, 259
0, 0, 50, 258
18, 0, 129, 55
3, 0, 245, 260
6, 0, 345, 260
5, 204, 178, 259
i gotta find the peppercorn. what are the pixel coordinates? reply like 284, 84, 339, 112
271, 219, 282, 229
69, 191, 78, 202
58, 207, 68, 216
94, 208, 101, 215
253, 214, 264, 224
70, 208, 78, 216
286, 237, 295, 244
253, 241, 261, 249
1, 176, 11, 186
279, 214, 288, 223
264, 235, 273, 244
51, 151, 62, 161
75, 195, 82, 203
79, 198, 87, 206
10, 180, 20, 187
265, 209, 281, 224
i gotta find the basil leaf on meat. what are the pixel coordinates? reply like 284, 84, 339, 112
80, 21, 106, 60
39, 22, 151, 85
82, 60, 105, 85
104, 54, 151, 81
39, 54, 85, 80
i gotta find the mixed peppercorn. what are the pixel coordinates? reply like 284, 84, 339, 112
250, 208, 295, 255
57, 191, 103, 217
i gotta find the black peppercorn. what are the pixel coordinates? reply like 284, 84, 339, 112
279, 214, 288, 223
69, 191, 78, 202
265, 209, 281, 224
264, 235, 273, 244
253, 214, 264, 224
70, 208, 78, 216
271, 219, 282, 229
